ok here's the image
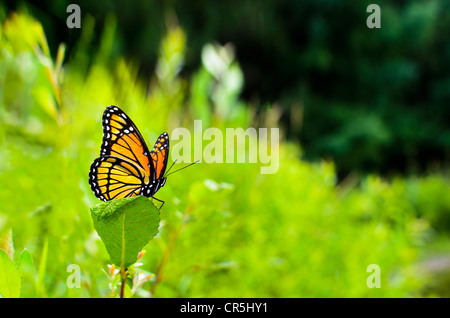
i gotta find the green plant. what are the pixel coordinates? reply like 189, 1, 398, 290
91, 196, 160, 298
0, 230, 40, 298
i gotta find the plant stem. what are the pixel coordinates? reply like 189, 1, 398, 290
120, 268, 127, 298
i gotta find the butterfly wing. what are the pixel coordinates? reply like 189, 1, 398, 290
150, 132, 170, 181
89, 156, 147, 201
100, 105, 154, 182
89, 105, 170, 201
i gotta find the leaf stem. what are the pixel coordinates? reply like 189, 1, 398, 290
120, 267, 127, 298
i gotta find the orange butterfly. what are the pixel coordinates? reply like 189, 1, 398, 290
89, 105, 170, 208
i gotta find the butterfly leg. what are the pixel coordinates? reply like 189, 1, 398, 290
152, 196, 165, 210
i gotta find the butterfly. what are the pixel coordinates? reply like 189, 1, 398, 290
89, 105, 171, 208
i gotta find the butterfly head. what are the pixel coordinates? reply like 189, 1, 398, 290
143, 176, 167, 198
154, 177, 167, 193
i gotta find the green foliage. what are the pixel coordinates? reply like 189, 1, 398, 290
0, 9, 449, 298
91, 197, 160, 269
0, 249, 21, 297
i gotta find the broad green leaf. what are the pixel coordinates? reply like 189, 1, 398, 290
91, 196, 160, 269
0, 249, 21, 298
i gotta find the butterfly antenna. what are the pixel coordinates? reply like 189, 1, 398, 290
164, 159, 177, 175
164, 160, 199, 178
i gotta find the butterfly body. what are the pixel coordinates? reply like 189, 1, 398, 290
89, 106, 169, 204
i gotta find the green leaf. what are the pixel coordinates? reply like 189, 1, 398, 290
91, 196, 160, 269
18, 249, 37, 297
32, 238, 49, 297
18, 249, 35, 275
0, 249, 21, 298
37, 238, 48, 288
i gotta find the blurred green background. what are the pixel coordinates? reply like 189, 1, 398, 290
0, 0, 449, 297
